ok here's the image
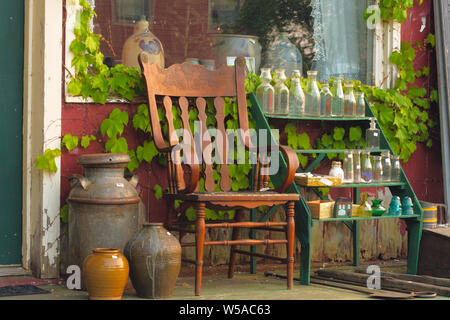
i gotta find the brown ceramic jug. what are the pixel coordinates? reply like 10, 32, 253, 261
83, 248, 129, 300
124, 223, 181, 299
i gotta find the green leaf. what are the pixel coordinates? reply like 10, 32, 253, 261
321, 134, 333, 148
60, 204, 69, 223
35, 148, 61, 173
62, 134, 79, 151
333, 127, 345, 141
127, 150, 139, 172
142, 140, 158, 163
105, 137, 128, 154
349, 126, 362, 142
153, 184, 163, 200
297, 132, 311, 150
80, 135, 96, 149
67, 79, 82, 96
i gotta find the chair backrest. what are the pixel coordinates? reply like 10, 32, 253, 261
139, 53, 266, 194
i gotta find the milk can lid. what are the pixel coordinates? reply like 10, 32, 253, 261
77, 153, 130, 166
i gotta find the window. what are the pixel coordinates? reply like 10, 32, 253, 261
65, 0, 395, 101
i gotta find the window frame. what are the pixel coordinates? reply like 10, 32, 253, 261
64, 0, 401, 104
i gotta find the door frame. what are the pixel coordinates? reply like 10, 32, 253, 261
22, 0, 62, 278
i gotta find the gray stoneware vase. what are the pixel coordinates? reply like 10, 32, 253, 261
124, 223, 182, 299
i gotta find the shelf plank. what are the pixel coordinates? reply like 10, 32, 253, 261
295, 149, 386, 154
312, 214, 420, 222
265, 115, 372, 121
296, 181, 405, 188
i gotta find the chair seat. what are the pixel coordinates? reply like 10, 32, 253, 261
165, 191, 299, 203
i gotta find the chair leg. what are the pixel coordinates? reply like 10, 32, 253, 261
286, 201, 295, 289
195, 202, 206, 296
228, 209, 244, 279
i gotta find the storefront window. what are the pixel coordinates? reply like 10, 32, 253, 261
66, 0, 374, 101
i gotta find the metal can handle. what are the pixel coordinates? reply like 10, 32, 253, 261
127, 175, 139, 188
69, 174, 91, 190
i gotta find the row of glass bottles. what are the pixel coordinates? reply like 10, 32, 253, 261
256, 69, 366, 118
330, 150, 401, 184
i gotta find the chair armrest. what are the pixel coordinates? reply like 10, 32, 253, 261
274, 145, 299, 193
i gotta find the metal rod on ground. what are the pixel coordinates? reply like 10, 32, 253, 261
353, 268, 450, 288
316, 269, 450, 297
264, 272, 378, 296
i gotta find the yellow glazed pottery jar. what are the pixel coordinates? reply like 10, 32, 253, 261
83, 248, 129, 300
121, 17, 164, 69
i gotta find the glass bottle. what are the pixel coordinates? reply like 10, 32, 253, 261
256, 68, 274, 115
358, 192, 372, 217
391, 155, 401, 182
353, 150, 361, 183
329, 161, 344, 182
304, 70, 321, 117
289, 71, 305, 116
366, 118, 380, 149
360, 150, 373, 183
320, 83, 333, 117
273, 69, 289, 115
372, 155, 383, 182
355, 91, 365, 117
343, 151, 354, 184
343, 83, 356, 117
381, 150, 391, 182
331, 77, 344, 117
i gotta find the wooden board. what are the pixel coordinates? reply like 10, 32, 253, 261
418, 227, 450, 279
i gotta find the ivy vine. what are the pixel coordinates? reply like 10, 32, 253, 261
36, 0, 437, 221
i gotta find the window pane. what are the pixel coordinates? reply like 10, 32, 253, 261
91, 0, 373, 84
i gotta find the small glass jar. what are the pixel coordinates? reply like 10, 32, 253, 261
343, 83, 356, 117
361, 150, 373, 183
273, 69, 290, 115
391, 155, 401, 182
331, 77, 344, 117
355, 91, 365, 117
304, 70, 321, 117
372, 155, 383, 182
320, 83, 333, 117
329, 161, 344, 182
256, 68, 275, 115
381, 150, 391, 182
289, 72, 305, 117
343, 151, 354, 183
353, 150, 361, 183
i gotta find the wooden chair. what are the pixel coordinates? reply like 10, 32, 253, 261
138, 52, 300, 296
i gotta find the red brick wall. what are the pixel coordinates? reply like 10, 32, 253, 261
400, 0, 444, 204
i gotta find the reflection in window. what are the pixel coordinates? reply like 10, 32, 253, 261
90, 0, 373, 84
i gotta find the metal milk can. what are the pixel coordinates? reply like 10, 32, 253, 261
68, 153, 145, 282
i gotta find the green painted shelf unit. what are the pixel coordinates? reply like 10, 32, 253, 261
247, 93, 424, 285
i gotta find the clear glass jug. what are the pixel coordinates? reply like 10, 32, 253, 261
320, 83, 333, 117
391, 155, 401, 182
256, 68, 274, 115
361, 150, 373, 183
343, 151, 354, 183
304, 70, 320, 117
355, 91, 365, 117
353, 150, 361, 183
331, 77, 344, 117
273, 69, 289, 115
344, 83, 356, 117
381, 150, 391, 182
372, 155, 383, 182
289, 70, 305, 116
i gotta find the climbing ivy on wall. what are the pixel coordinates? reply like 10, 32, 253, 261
37, 0, 438, 220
